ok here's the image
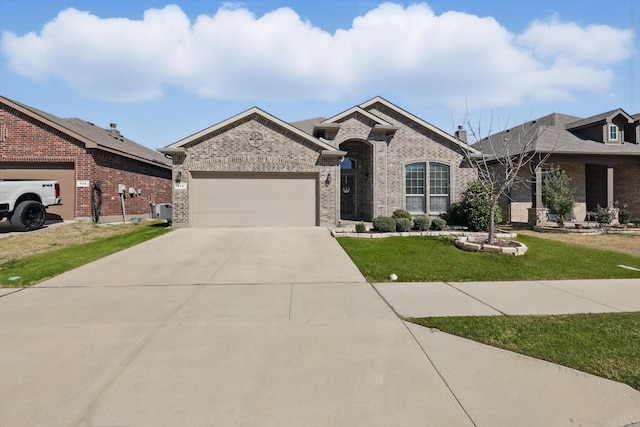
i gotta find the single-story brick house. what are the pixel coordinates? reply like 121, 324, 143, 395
160, 97, 480, 227
473, 108, 640, 225
0, 95, 172, 223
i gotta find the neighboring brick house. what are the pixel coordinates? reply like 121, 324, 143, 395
473, 108, 640, 225
160, 97, 479, 227
1, 95, 172, 223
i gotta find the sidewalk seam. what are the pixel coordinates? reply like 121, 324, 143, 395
368, 282, 478, 427
535, 280, 623, 312
444, 282, 507, 315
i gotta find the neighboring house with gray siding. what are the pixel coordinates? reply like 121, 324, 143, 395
160, 97, 479, 227
473, 108, 640, 225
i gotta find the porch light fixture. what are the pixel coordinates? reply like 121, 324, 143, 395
326, 173, 332, 184
175, 171, 182, 183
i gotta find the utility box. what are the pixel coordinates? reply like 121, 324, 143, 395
154, 203, 172, 220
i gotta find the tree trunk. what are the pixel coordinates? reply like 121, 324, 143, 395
488, 204, 495, 244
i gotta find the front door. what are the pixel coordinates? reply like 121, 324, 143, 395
340, 174, 356, 219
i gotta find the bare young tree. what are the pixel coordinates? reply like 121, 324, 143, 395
461, 113, 554, 244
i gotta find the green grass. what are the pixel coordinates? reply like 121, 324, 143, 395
337, 234, 640, 282
0, 223, 171, 287
411, 313, 640, 390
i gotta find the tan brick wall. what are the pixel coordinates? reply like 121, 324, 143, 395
363, 104, 476, 217
173, 115, 339, 226
615, 163, 640, 217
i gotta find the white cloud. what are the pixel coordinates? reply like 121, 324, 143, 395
1, 2, 634, 107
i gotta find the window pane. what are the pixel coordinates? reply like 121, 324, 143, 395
429, 163, 449, 212
407, 196, 425, 212
609, 125, 618, 140
405, 163, 425, 212
429, 196, 448, 213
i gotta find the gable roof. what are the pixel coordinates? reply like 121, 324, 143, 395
160, 107, 346, 158
0, 95, 171, 168
321, 105, 396, 128
473, 110, 640, 160
359, 96, 481, 154
565, 108, 635, 131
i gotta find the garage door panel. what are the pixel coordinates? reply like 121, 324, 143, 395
190, 174, 317, 227
1, 163, 75, 220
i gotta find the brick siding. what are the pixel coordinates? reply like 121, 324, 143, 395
0, 105, 171, 221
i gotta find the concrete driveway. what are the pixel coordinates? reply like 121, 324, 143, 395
1, 227, 639, 427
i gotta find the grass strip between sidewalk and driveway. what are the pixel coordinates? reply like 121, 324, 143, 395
0, 222, 171, 287
337, 234, 640, 282
410, 312, 640, 390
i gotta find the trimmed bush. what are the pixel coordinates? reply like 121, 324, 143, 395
372, 216, 396, 232
395, 217, 412, 232
446, 181, 502, 231
413, 215, 431, 231
392, 209, 412, 220
355, 222, 367, 233
431, 218, 447, 230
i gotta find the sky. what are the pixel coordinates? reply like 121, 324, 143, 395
0, 0, 638, 151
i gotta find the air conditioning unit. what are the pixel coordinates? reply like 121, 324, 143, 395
154, 203, 172, 220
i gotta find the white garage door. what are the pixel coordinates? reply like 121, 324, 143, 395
190, 173, 318, 226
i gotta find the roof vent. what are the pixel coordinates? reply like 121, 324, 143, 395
109, 123, 121, 138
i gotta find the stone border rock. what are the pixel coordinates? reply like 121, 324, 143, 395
453, 236, 528, 256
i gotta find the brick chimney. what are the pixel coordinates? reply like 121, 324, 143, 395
455, 125, 467, 144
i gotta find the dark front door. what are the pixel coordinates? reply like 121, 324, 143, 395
340, 174, 356, 219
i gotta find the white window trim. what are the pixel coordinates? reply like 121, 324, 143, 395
404, 161, 450, 215
609, 124, 618, 142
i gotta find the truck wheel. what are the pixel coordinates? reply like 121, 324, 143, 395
10, 201, 46, 231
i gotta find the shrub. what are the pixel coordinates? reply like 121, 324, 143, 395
618, 209, 632, 225
447, 181, 502, 231
392, 209, 412, 220
372, 216, 396, 232
595, 205, 616, 226
395, 217, 412, 232
431, 218, 447, 230
413, 215, 431, 231
630, 217, 640, 225
542, 168, 576, 227
355, 222, 367, 233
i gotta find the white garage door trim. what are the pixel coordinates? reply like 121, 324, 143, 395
190, 172, 318, 227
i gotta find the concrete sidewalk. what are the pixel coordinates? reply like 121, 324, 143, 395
374, 278, 640, 317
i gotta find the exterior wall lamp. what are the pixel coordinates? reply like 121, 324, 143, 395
175, 171, 182, 183
326, 173, 332, 185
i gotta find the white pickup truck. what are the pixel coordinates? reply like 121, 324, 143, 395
0, 179, 62, 231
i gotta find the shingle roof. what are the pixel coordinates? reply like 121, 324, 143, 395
290, 117, 326, 135
472, 111, 640, 160
0, 95, 171, 168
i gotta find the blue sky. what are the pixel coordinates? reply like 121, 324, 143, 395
1, 0, 638, 150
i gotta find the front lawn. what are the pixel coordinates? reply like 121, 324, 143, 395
337, 234, 640, 282
411, 312, 640, 390
0, 222, 171, 287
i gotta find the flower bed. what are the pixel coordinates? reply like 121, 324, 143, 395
453, 236, 528, 256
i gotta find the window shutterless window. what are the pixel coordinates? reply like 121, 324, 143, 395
405, 163, 425, 212
429, 163, 450, 214
609, 125, 618, 141
405, 162, 450, 214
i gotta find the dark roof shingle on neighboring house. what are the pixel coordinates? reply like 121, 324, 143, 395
472, 110, 640, 161
0, 95, 171, 168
